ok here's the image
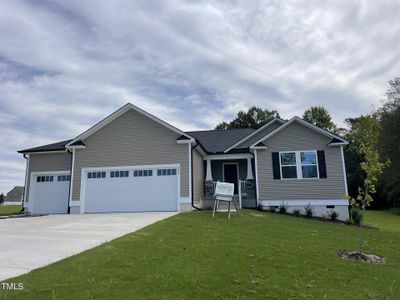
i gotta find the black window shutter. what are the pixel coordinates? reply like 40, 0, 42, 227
317, 150, 327, 178
272, 152, 281, 180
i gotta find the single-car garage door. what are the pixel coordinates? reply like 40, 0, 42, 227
82, 165, 179, 213
30, 172, 70, 214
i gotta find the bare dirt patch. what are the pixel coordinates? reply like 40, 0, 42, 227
337, 250, 385, 264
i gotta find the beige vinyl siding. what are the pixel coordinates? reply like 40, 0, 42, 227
192, 148, 204, 203
26, 152, 72, 202
72, 109, 189, 200
236, 122, 282, 148
256, 122, 346, 200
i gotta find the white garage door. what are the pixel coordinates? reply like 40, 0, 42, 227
30, 172, 70, 214
83, 166, 179, 213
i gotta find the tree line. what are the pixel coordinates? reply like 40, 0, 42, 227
215, 77, 400, 209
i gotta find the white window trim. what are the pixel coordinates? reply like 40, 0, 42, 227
279, 150, 319, 180
279, 151, 297, 180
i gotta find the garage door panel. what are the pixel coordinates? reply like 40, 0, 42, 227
84, 167, 178, 213
31, 173, 70, 214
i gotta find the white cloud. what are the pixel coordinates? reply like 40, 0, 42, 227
0, 0, 399, 192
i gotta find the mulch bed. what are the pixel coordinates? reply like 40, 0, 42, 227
337, 250, 385, 264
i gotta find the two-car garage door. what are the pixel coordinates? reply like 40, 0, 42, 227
82, 166, 178, 213
30, 165, 179, 214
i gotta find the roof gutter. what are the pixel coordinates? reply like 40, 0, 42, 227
17, 149, 69, 155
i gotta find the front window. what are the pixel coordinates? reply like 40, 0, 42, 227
280, 151, 319, 179
301, 151, 318, 178
280, 152, 297, 179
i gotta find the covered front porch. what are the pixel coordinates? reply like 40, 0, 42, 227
201, 153, 257, 209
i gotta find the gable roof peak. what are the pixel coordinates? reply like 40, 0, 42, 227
66, 102, 194, 147
249, 115, 348, 147
223, 118, 285, 153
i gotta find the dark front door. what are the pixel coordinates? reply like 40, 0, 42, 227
223, 164, 238, 194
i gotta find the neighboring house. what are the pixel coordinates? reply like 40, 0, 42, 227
18, 103, 349, 220
3, 186, 24, 205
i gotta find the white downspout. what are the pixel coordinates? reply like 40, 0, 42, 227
188, 143, 192, 205
254, 149, 260, 206
69, 148, 75, 212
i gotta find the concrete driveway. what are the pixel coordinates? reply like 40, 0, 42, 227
0, 212, 177, 281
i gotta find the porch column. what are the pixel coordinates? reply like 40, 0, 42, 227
246, 157, 254, 180
205, 159, 213, 181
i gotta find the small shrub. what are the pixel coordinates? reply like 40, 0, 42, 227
292, 209, 301, 217
351, 208, 363, 225
269, 206, 277, 213
345, 218, 353, 225
257, 204, 264, 211
328, 209, 339, 221
304, 203, 314, 218
278, 202, 288, 214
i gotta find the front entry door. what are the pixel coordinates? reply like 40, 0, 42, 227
223, 164, 239, 194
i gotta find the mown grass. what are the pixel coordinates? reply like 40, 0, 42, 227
0, 205, 22, 216
364, 209, 400, 233
1, 210, 399, 299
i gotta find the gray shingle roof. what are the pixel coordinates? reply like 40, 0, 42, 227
18, 139, 73, 154
18, 129, 257, 155
185, 128, 256, 154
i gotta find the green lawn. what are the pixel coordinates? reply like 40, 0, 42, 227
0, 205, 22, 216
1, 210, 399, 299
364, 210, 400, 233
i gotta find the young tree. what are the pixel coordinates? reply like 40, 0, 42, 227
347, 114, 389, 252
0, 193, 5, 205
344, 117, 365, 199
303, 106, 338, 133
215, 106, 280, 129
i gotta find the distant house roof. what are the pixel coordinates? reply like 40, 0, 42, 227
4, 186, 24, 202
18, 139, 73, 154
185, 128, 256, 154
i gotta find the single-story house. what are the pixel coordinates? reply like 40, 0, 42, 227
18, 103, 350, 220
2, 186, 24, 205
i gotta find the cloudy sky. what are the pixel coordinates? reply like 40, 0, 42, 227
1, 0, 399, 194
